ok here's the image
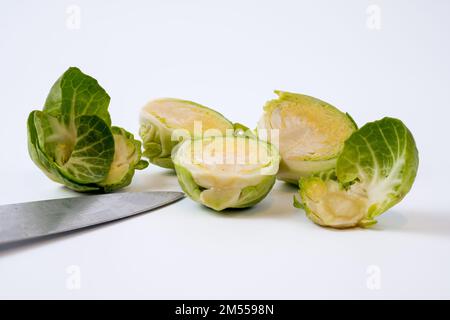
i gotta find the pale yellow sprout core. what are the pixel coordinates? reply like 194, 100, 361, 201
269, 100, 354, 161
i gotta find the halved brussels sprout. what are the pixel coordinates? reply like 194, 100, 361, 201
295, 117, 419, 228
27, 67, 148, 192
140, 98, 240, 169
172, 135, 280, 211
257, 91, 357, 184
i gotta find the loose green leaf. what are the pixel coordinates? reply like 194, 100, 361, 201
44, 67, 111, 126
296, 117, 419, 228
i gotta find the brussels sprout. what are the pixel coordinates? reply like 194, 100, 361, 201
140, 98, 245, 169
295, 117, 419, 228
27, 67, 148, 192
257, 91, 357, 184
172, 135, 280, 211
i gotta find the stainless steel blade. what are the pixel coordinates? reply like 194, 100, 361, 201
0, 191, 184, 245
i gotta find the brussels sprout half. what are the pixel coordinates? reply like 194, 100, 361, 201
257, 91, 357, 184
172, 135, 280, 211
296, 117, 419, 228
140, 98, 241, 169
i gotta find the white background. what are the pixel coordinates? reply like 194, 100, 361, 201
0, 0, 449, 299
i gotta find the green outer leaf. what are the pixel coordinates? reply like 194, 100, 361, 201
298, 177, 328, 227
136, 160, 149, 170
152, 157, 175, 169
32, 111, 74, 166
33, 110, 115, 184
27, 111, 101, 192
139, 121, 176, 169
233, 122, 257, 138
292, 194, 304, 209
57, 115, 115, 184
44, 67, 111, 126
27, 111, 60, 182
337, 117, 418, 218
174, 163, 202, 201
233, 175, 276, 208
345, 112, 358, 130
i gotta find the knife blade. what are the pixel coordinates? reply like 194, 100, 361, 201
0, 191, 184, 245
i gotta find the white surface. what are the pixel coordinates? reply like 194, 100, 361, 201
0, 0, 449, 299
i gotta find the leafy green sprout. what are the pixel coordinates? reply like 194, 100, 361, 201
27, 67, 148, 192
295, 117, 419, 228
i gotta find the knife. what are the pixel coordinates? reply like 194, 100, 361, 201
0, 191, 184, 245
